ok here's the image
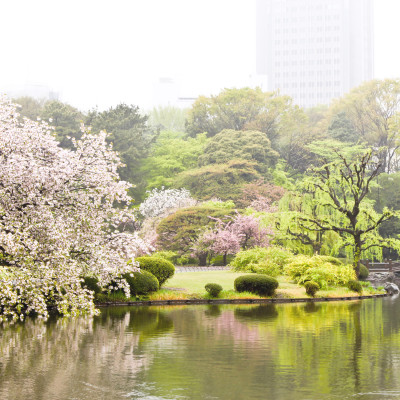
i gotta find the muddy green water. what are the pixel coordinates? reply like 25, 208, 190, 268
1, 298, 400, 399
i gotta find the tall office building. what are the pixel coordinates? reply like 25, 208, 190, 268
256, 0, 374, 108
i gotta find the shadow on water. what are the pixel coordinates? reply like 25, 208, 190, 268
204, 304, 222, 317
234, 304, 278, 322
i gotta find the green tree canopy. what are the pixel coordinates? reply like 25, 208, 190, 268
330, 79, 400, 172
185, 87, 303, 144
40, 100, 84, 149
156, 205, 238, 260
174, 159, 262, 202
291, 150, 399, 273
198, 129, 279, 173
141, 131, 208, 190
85, 103, 156, 202
148, 105, 188, 132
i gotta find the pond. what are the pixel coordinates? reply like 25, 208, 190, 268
2, 297, 400, 400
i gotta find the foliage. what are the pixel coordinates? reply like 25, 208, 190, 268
85, 103, 156, 201
283, 255, 356, 289
234, 274, 279, 297
210, 255, 235, 266
230, 246, 293, 277
237, 180, 285, 210
0, 97, 149, 321
198, 129, 279, 173
122, 270, 159, 295
292, 150, 400, 272
201, 200, 236, 209
205, 283, 223, 297
148, 105, 188, 132
139, 187, 196, 219
304, 281, 320, 297
193, 214, 273, 266
81, 277, 101, 294
358, 264, 369, 280
347, 280, 363, 295
40, 100, 84, 149
185, 87, 303, 142
156, 205, 238, 260
12, 96, 46, 121
141, 131, 208, 189
175, 159, 262, 202
151, 251, 180, 264
135, 257, 175, 286
330, 79, 400, 173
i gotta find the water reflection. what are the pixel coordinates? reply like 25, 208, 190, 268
1, 299, 400, 400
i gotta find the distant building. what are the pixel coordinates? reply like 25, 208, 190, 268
256, 0, 374, 108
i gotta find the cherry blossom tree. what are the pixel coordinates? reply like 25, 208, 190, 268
231, 214, 273, 249
193, 213, 273, 265
0, 96, 149, 321
139, 187, 196, 219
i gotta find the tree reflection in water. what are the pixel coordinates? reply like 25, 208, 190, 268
1, 299, 400, 400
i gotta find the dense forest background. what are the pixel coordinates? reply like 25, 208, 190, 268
14, 78, 400, 261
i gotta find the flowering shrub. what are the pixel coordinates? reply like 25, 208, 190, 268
0, 97, 149, 321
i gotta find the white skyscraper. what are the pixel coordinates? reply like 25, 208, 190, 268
256, 0, 374, 108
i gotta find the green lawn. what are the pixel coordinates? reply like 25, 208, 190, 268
95, 270, 385, 303
164, 270, 243, 294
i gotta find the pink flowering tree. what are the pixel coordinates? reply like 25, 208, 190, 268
0, 96, 149, 322
194, 214, 273, 265
231, 214, 273, 249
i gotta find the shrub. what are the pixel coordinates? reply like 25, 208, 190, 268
123, 271, 159, 295
283, 255, 356, 289
136, 256, 175, 286
304, 281, 320, 297
358, 263, 369, 280
205, 283, 223, 297
81, 277, 101, 294
234, 274, 279, 297
210, 255, 235, 266
230, 246, 293, 276
151, 251, 179, 264
176, 255, 198, 266
347, 280, 363, 295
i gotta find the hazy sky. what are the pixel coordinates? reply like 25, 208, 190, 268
0, 0, 399, 111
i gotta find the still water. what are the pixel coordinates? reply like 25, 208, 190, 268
1, 298, 400, 400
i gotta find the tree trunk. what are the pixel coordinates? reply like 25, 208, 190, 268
353, 236, 362, 278
223, 253, 227, 266
198, 252, 208, 266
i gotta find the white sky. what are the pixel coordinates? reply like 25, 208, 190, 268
0, 0, 398, 111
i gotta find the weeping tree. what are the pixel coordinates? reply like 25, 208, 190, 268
285, 150, 400, 275
276, 190, 343, 256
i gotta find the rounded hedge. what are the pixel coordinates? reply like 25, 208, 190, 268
123, 270, 159, 295
81, 277, 101, 294
136, 256, 175, 286
304, 281, 319, 297
234, 274, 279, 297
205, 283, 223, 297
347, 279, 363, 295
358, 264, 369, 280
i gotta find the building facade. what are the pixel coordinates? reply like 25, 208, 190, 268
256, 0, 374, 108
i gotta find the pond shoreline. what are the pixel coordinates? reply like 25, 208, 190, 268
95, 293, 388, 307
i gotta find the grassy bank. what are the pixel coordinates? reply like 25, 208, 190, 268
148, 270, 384, 301
93, 270, 385, 303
